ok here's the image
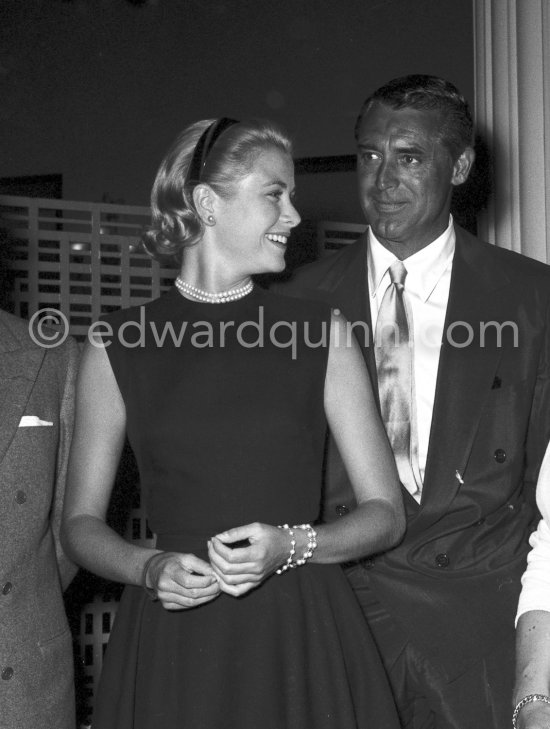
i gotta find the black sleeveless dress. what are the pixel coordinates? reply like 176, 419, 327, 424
93, 286, 399, 729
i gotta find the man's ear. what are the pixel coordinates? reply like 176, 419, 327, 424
192, 183, 216, 224
451, 146, 475, 186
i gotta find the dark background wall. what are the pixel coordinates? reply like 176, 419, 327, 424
0, 0, 473, 223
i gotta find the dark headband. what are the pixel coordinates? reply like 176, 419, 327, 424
186, 117, 240, 185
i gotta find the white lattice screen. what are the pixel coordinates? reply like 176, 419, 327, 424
0, 195, 178, 339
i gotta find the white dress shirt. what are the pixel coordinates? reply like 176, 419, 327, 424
516, 441, 550, 621
368, 217, 455, 499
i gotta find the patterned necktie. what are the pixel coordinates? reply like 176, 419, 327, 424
374, 260, 422, 499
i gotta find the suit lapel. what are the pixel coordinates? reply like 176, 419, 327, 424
0, 315, 45, 465
316, 234, 379, 394
312, 228, 517, 523
414, 229, 513, 529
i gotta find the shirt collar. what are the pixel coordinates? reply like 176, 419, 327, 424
367, 216, 455, 303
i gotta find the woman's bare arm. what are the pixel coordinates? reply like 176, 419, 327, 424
514, 610, 550, 728
209, 310, 405, 594
61, 341, 220, 609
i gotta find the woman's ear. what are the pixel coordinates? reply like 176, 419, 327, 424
192, 183, 216, 225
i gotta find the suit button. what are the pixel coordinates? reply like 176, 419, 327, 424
435, 553, 450, 568
335, 504, 349, 517
494, 449, 506, 463
15, 490, 27, 504
1, 667, 14, 680
2, 582, 12, 595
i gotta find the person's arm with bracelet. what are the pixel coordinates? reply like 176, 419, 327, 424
514, 442, 550, 729
208, 310, 406, 595
61, 340, 221, 610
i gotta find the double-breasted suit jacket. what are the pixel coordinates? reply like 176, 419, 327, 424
0, 311, 78, 729
281, 225, 550, 681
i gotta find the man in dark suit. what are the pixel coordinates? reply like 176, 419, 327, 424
0, 308, 78, 729
283, 75, 550, 727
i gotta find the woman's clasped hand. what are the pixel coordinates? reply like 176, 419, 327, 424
143, 551, 221, 610
208, 522, 301, 596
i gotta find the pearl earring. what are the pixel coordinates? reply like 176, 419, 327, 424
207, 215, 215, 225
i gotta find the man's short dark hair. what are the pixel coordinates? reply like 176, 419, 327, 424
354, 74, 473, 161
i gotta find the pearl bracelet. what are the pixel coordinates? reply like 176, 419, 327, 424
513, 694, 550, 728
292, 523, 318, 566
276, 525, 296, 574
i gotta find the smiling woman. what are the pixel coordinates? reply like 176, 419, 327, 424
142, 119, 298, 264
140, 118, 302, 294
200, 144, 300, 279
61, 117, 404, 729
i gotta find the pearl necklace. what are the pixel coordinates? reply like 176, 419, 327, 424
174, 275, 253, 303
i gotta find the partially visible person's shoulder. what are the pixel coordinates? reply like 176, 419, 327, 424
292, 236, 366, 285
0, 308, 79, 377
459, 226, 550, 283
274, 234, 367, 299
490, 244, 550, 282
0, 308, 33, 344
